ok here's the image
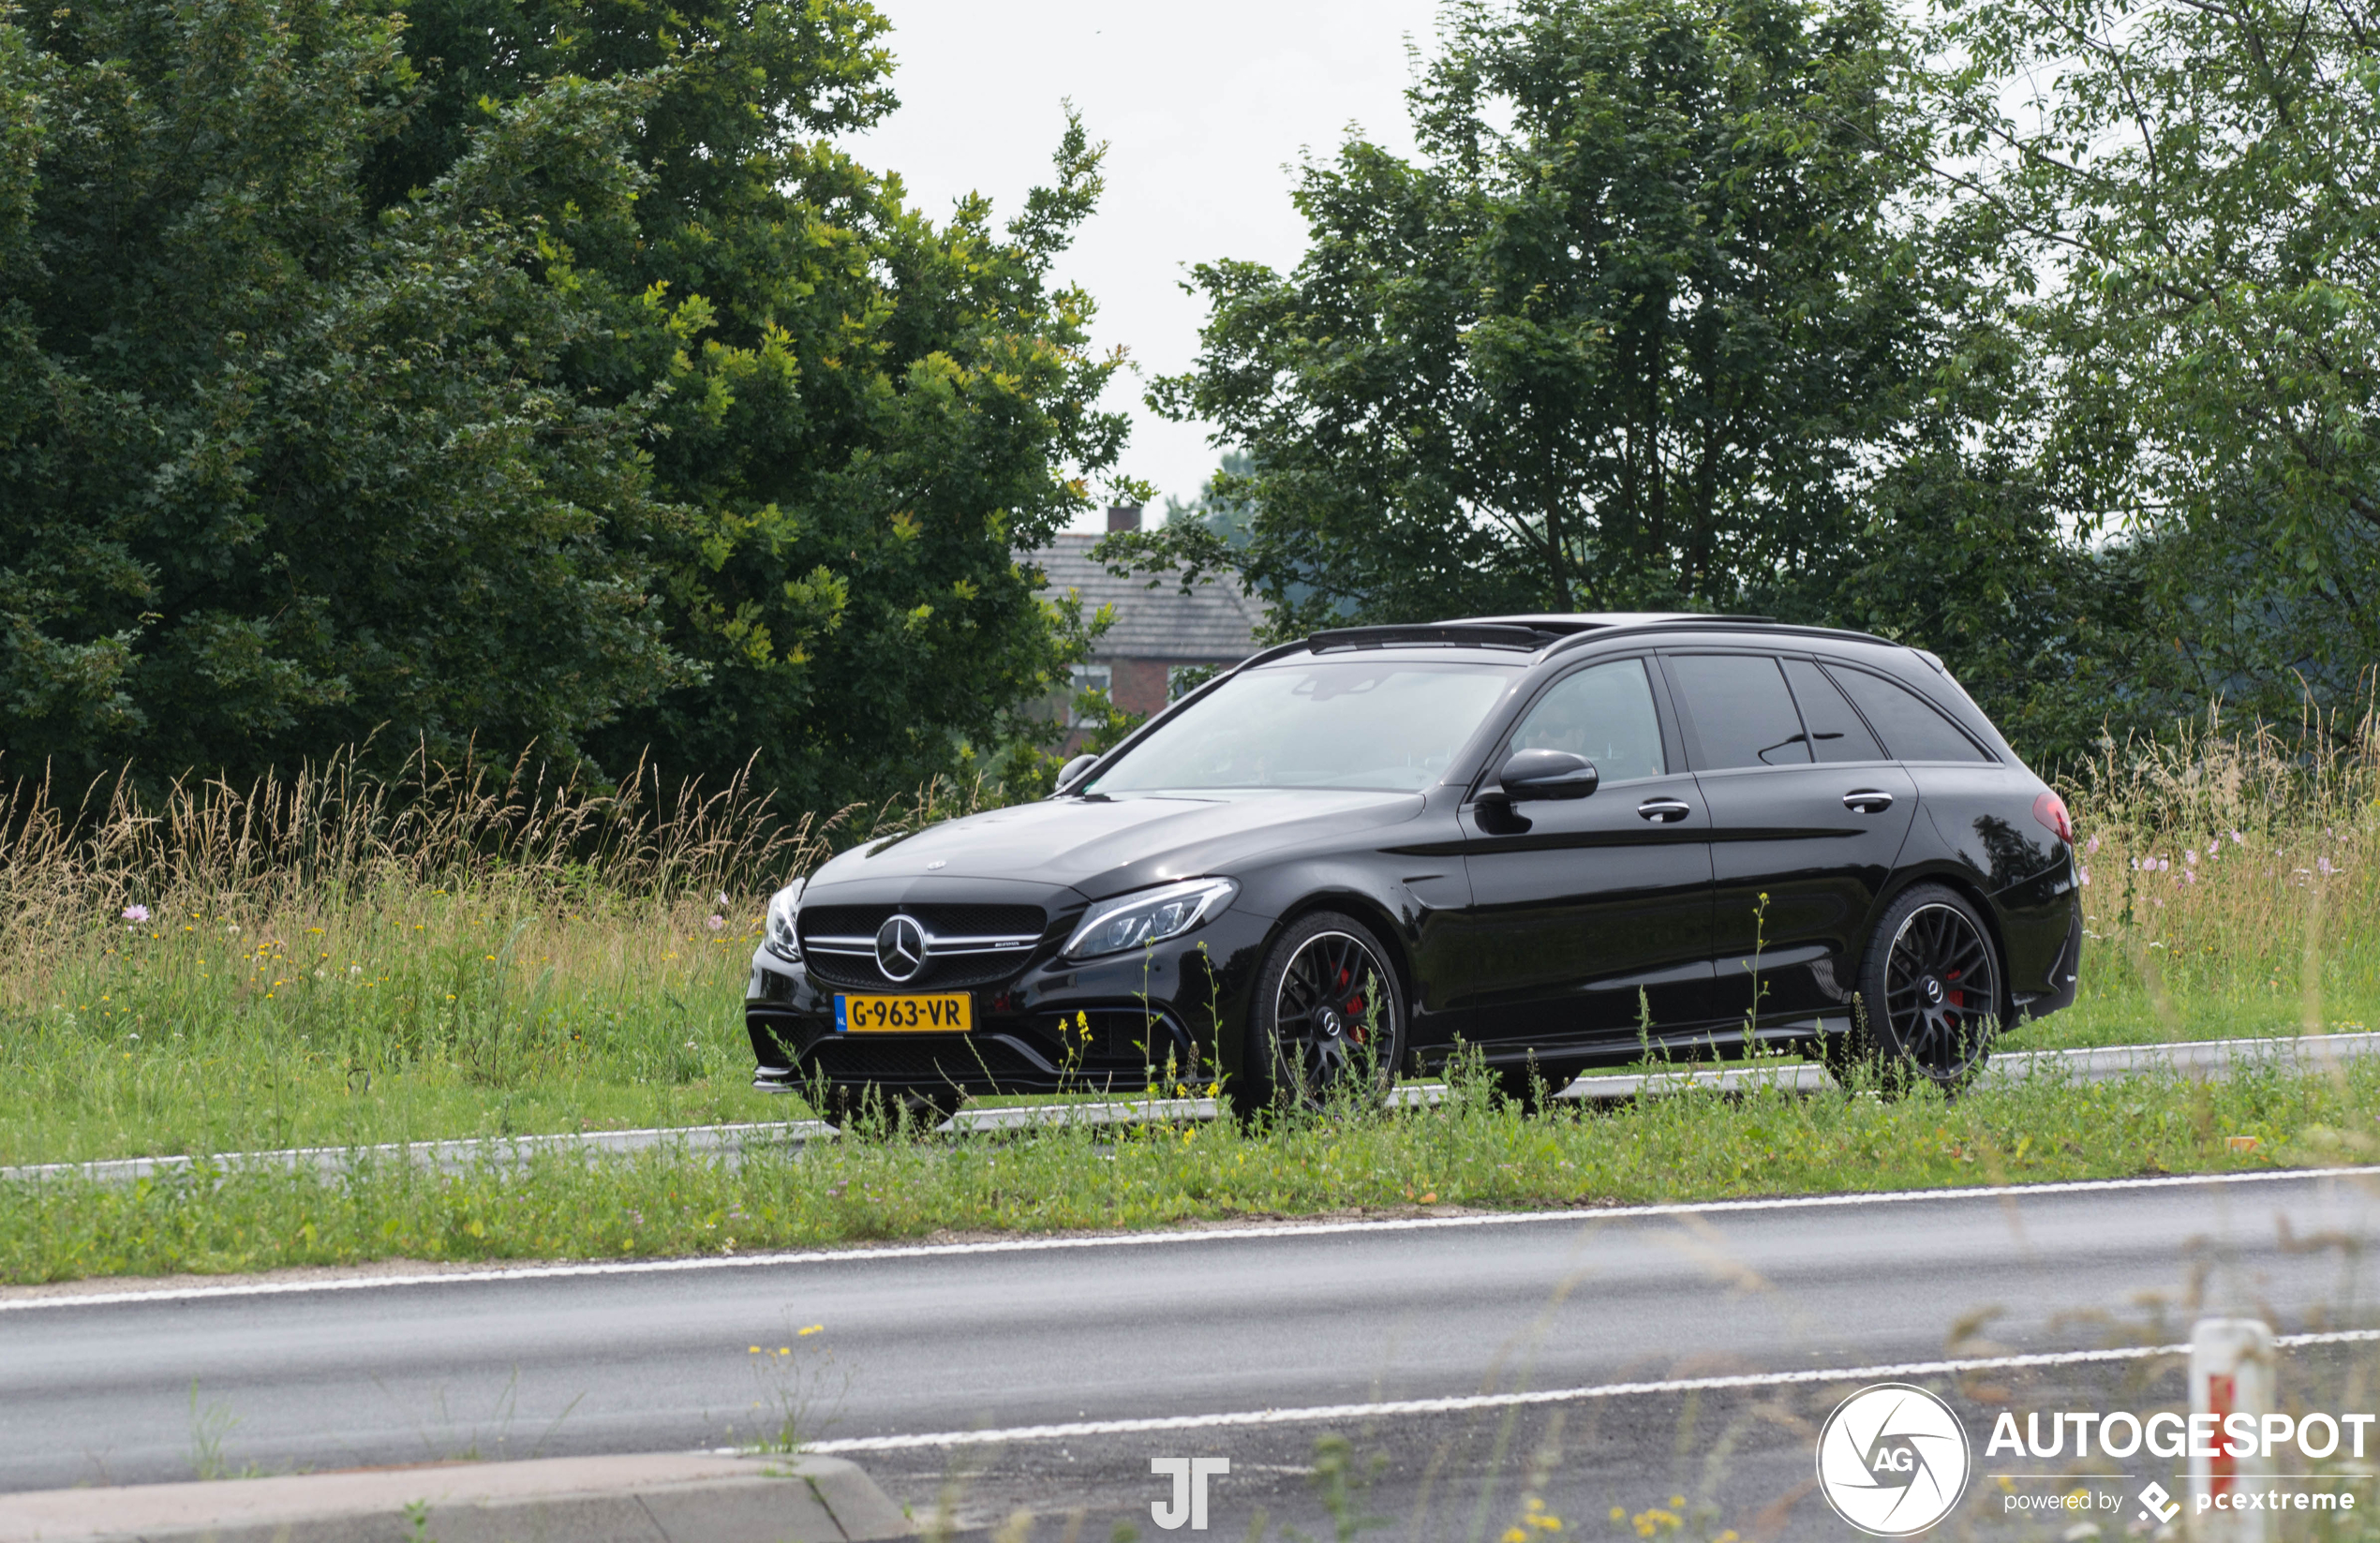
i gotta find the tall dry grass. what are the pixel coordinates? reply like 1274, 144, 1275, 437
7, 743, 804, 931
0, 746, 994, 1165
2034, 698, 2380, 1045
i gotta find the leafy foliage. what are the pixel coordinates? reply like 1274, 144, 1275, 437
0, 0, 1130, 808
1130, 0, 1967, 635
1924, 0, 2380, 728
0, 0, 687, 779
1121, 0, 2380, 767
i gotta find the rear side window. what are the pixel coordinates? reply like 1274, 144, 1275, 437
1824, 665, 1991, 763
1782, 660, 1884, 764
1666, 654, 1811, 769
1509, 658, 1667, 783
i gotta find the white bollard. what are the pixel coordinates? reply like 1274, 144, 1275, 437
2187, 1318, 2277, 1543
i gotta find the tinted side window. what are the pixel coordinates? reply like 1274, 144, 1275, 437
1782, 659, 1884, 764
1824, 665, 1991, 763
1509, 659, 1666, 782
1666, 654, 1811, 769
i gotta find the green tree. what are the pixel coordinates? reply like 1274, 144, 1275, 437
0, 0, 1133, 808
1163, 451, 1259, 551
1926, 0, 2380, 723
1131, 0, 1966, 635
364, 0, 1135, 810
0, 0, 686, 781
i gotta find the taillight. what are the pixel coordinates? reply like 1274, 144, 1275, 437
2032, 791, 2074, 845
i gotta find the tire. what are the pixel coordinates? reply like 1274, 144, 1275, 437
1229, 912, 1406, 1118
818, 1082, 963, 1134
1827, 883, 2003, 1093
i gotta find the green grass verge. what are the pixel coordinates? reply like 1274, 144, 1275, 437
10, 907, 2375, 1171
1, 893, 794, 1166
7, 1059, 2373, 1286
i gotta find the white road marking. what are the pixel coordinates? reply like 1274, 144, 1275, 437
5, 1164, 2373, 1314
795, 1328, 2380, 1454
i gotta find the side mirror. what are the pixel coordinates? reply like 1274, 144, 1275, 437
1056, 753, 1100, 793
1497, 748, 1599, 801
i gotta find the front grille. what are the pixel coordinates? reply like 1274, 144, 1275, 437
803, 951, 1032, 991
798, 900, 1050, 991
802, 1034, 1055, 1085
782, 1007, 1201, 1094
801, 903, 1048, 941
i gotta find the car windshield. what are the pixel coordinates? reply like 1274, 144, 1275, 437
1087, 658, 1517, 793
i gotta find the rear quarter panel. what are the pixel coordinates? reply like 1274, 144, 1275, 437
1904, 763, 2079, 997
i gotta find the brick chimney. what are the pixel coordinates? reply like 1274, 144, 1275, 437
1106, 503, 1143, 533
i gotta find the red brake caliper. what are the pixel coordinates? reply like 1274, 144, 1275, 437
1337, 965, 1368, 1044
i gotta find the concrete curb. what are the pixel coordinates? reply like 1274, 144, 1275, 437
0, 1451, 912, 1543
7, 1032, 2375, 1187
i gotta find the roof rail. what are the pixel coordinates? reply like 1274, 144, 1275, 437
1448, 612, 1772, 634
1543, 616, 1893, 658
1308, 623, 1554, 653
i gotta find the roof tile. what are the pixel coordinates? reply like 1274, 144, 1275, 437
1028, 533, 1264, 662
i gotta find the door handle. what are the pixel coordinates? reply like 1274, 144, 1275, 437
1637, 797, 1691, 823
1842, 790, 1895, 813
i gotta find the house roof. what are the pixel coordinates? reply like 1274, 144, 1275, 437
1029, 532, 1265, 663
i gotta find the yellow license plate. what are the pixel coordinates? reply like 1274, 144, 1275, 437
835, 993, 973, 1033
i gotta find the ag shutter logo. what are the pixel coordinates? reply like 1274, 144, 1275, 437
1816, 1383, 1973, 1536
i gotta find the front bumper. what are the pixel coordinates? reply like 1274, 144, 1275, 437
745, 911, 1274, 1096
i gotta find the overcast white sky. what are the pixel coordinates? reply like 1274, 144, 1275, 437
844, 0, 1448, 530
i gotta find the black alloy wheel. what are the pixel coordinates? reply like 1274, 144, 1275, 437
1827, 883, 2002, 1092
1238, 911, 1405, 1117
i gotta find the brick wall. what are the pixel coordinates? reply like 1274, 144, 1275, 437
1109, 658, 1172, 717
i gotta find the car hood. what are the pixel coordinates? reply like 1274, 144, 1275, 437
805, 788, 1429, 905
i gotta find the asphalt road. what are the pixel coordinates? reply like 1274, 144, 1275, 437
7, 1167, 2380, 1536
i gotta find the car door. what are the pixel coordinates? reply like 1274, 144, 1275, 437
1660, 652, 1919, 1030
1456, 656, 1718, 1056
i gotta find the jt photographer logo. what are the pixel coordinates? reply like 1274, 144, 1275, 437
1816, 1384, 1973, 1536
1151, 1456, 1229, 1530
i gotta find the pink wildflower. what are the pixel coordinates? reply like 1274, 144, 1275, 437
707, 914, 726, 931
121, 904, 149, 924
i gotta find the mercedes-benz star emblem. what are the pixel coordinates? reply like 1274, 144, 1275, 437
875, 914, 928, 982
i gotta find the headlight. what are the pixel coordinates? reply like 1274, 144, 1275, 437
1064, 878, 1238, 961
763, 879, 805, 963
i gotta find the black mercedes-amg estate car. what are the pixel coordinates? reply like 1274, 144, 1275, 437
745, 614, 2081, 1122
